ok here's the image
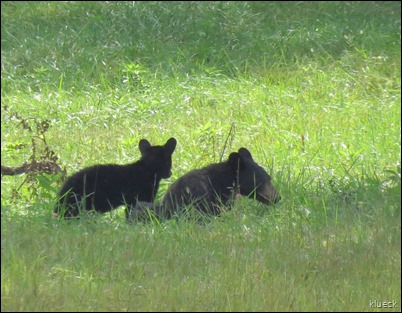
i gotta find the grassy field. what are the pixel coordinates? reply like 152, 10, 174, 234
1, 1, 401, 311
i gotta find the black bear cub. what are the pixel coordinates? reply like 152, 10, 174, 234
54, 137, 177, 219
128, 147, 280, 220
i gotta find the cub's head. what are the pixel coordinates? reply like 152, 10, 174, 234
139, 137, 177, 178
228, 148, 280, 205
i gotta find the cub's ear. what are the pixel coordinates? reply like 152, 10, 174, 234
238, 147, 253, 160
228, 152, 243, 170
139, 139, 151, 155
165, 137, 177, 154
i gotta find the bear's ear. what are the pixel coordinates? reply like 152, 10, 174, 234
139, 139, 151, 155
164, 137, 177, 154
228, 152, 243, 170
238, 148, 253, 160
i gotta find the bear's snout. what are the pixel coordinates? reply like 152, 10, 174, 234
256, 183, 281, 205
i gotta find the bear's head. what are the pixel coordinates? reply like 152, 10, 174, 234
139, 137, 177, 178
228, 148, 280, 205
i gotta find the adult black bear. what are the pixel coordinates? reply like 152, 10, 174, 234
128, 147, 280, 220
54, 137, 177, 219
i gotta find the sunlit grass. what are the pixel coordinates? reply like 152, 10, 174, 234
1, 1, 401, 312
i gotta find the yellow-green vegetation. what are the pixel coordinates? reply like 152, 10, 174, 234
1, 1, 400, 311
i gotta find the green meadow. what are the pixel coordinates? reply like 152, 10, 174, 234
1, 1, 401, 311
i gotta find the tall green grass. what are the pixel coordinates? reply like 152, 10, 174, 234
1, 1, 401, 311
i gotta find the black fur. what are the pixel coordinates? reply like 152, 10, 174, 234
128, 147, 280, 220
54, 137, 177, 219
